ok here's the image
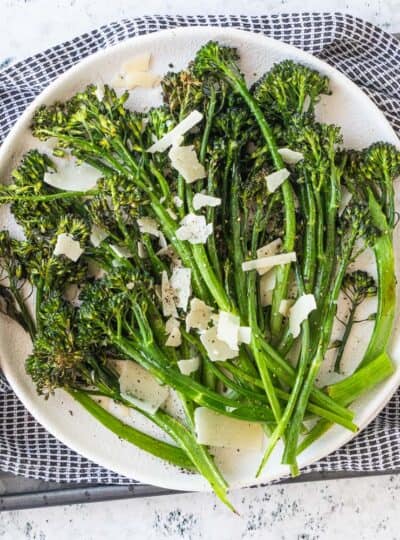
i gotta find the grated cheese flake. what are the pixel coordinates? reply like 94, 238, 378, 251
54, 233, 83, 262
44, 160, 102, 192
277, 148, 304, 165
90, 224, 108, 248
260, 268, 277, 307
165, 317, 182, 347
118, 361, 169, 414
194, 407, 263, 450
256, 238, 283, 275
192, 193, 222, 211
289, 294, 317, 338
175, 213, 213, 244
217, 311, 240, 351
147, 110, 203, 153
238, 326, 252, 345
168, 144, 206, 184
279, 298, 295, 317
177, 357, 200, 375
186, 298, 213, 331
161, 271, 178, 318
242, 252, 296, 275
170, 267, 192, 311
200, 325, 238, 362
265, 168, 291, 193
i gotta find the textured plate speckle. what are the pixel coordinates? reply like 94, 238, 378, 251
0, 27, 399, 491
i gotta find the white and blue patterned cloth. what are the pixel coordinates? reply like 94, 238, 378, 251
0, 13, 400, 484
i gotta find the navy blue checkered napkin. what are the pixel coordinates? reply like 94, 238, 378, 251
0, 13, 400, 483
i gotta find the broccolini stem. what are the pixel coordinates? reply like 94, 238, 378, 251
70, 389, 195, 470
359, 191, 396, 367
282, 228, 359, 466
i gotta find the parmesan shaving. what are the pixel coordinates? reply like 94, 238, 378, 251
289, 294, 317, 338
165, 317, 182, 347
194, 407, 263, 450
260, 268, 277, 307
113, 71, 160, 89
161, 271, 178, 318
265, 168, 290, 193
192, 193, 222, 211
90, 224, 108, 248
185, 298, 213, 331
217, 311, 240, 351
137, 241, 147, 259
200, 326, 238, 362
121, 52, 151, 73
54, 233, 83, 262
277, 148, 304, 165
177, 357, 200, 375
242, 252, 296, 274
44, 161, 102, 192
137, 217, 160, 237
175, 214, 213, 244
339, 188, 353, 217
170, 267, 192, 311
168, 145, 206, 184
118, 361, 169, 414
147, 110, 203, 153
173, 195, 184, 208
238, 326, 252, 345
256, 238, 283, 275
279, 299, 295, 317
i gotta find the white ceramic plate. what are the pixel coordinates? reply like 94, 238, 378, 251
0, 27, 400, 492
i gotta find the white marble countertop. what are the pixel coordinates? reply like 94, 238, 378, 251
1, 1, 400, 538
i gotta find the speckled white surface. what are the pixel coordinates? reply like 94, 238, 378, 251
1, 1, 400, 538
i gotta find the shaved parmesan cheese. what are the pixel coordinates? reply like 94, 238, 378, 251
192, 193, 221, 211
161, 271, 178, 317
87, 260, 106, 280
170, 267, 192, 311
217, 311, 240, 351
302, 94, 311, 113
90, 224, 108, 247
137, 217, 159, 237
200, 326, 238, 362
63, 283, 80, 306
113, 71, 160, 89
169, 145, 206, 184
54, 233, 83, 262
260, 268, 277, 307
44, 161, 102, 192
238, 326, 252, 345
177, 357, 200, 375
147, 110, 203, 153
256, 238, 283, 275
186, 298, 213, 331
194, 407, 263, 450
339, 188, 353, 217
176, 214, 213, 244
165, 317, 181, 347
118, 361, 169, 414
289, 294, 317, 338
265, 168, 290, 193
121, 52, 151, 73
279, 299, 294, 317
242, 252, 296, 275
173, 195, 184, 208
110, 244, 132, 258
158, 232, 167, 249
278, 148, 304, 165
137, 241, 146, 259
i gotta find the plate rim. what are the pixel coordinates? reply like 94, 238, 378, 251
0, 26, 399, 491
